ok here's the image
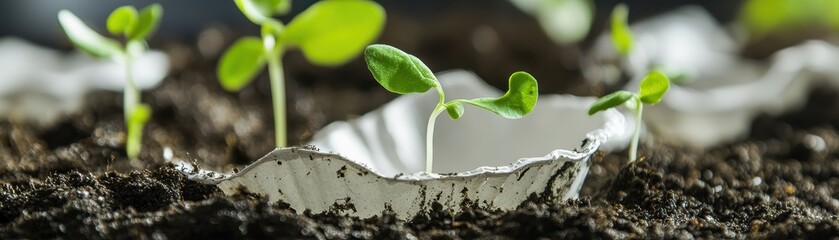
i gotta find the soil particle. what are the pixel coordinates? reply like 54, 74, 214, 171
336, 165, 347, 178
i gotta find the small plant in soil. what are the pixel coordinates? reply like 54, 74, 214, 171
364, 44, 539, 173
58, 4, 163, 159
588, 71, 670, 163
217, 0, 385, 148
610, 3, 633, 56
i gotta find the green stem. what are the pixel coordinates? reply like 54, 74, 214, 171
123, 52, 141, 159
267, 53, 286, 148
628, 97, 643, 162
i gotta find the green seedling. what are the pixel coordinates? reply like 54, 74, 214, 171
58, 4, 163, 159
610, 3, 633, 56
218, 0, 385, 148
588, 71, 670, 163
364, 44, 539, 173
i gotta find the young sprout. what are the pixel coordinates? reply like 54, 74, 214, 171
364, 44, 539, 173
58, 4, 163, 159
218, 0, 385, 148
610, 3, 633, 56
588, 71, 670, 163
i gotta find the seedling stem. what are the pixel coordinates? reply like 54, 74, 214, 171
267, 51, 287, 147
628, 96, 642, 162
425, 86, 446, 172
123, 53, 138, 120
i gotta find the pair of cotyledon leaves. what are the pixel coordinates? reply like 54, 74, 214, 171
364, 44, 538, 120
57, 4, 162, 59
588, 71, 670, 115
218, 0, 386, 92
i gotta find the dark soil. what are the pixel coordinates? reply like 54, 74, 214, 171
5, 84, 839, 239
4, 2, 839, 239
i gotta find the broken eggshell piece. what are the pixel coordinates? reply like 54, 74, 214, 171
181, 70, 627, 220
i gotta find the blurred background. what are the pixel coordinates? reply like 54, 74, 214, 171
1, 0, 742, 47
0, 0, 749, 95
5, 0, 835, 92
2, 0, 839, 163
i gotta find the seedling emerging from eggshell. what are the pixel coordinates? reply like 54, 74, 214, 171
364, 44, 539, 172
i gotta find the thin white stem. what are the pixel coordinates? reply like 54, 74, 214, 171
267, 53, 286, 148
425, 85, 446, 173
628, 97, 643, 162
425, 104, 445, 173
123, 53, 138, 122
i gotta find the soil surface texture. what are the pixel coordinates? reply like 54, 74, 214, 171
5, 82, 839, 239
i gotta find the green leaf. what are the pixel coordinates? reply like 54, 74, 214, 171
127, 3, 163, 40
235, 0, 291, 24
127, 104, 152, 159
610, 3, 633, 55
588, 90, 633, 115
445, 102, 464, 120
58, 10, 123, 58
459, 71, 539, 119
236, 0, 269, 24
364, 44, 437, 94
218, 37, 267, 91
639, 71, 670, 104
282, 0, 386, 66
107, 6, 138, 36
256, 0, 292, 16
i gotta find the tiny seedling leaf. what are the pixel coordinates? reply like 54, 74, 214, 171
588, 90, 633, 115
459, 71, 539, 119
127, 4, 163, 40
58, 10, 123, 58
610, 3, 633, 55
364, 44, 437, 94
283, 0, 385, 66
255, 0, 292, 16
639, 71, 670, 104
127, 104, 151, 159
445, 102, 465, 119
106, 6, 138, 36
218, 37, 267, 91
235, 0, 291, 24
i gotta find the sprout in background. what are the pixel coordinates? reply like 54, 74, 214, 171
364, 44, 539, 173
588, 71, 670, 163
610, 3, 633, 56
58, 4, 163, 159
509, 0, 594, 45
217, 0, 386, 148
739, 0, 839, 40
